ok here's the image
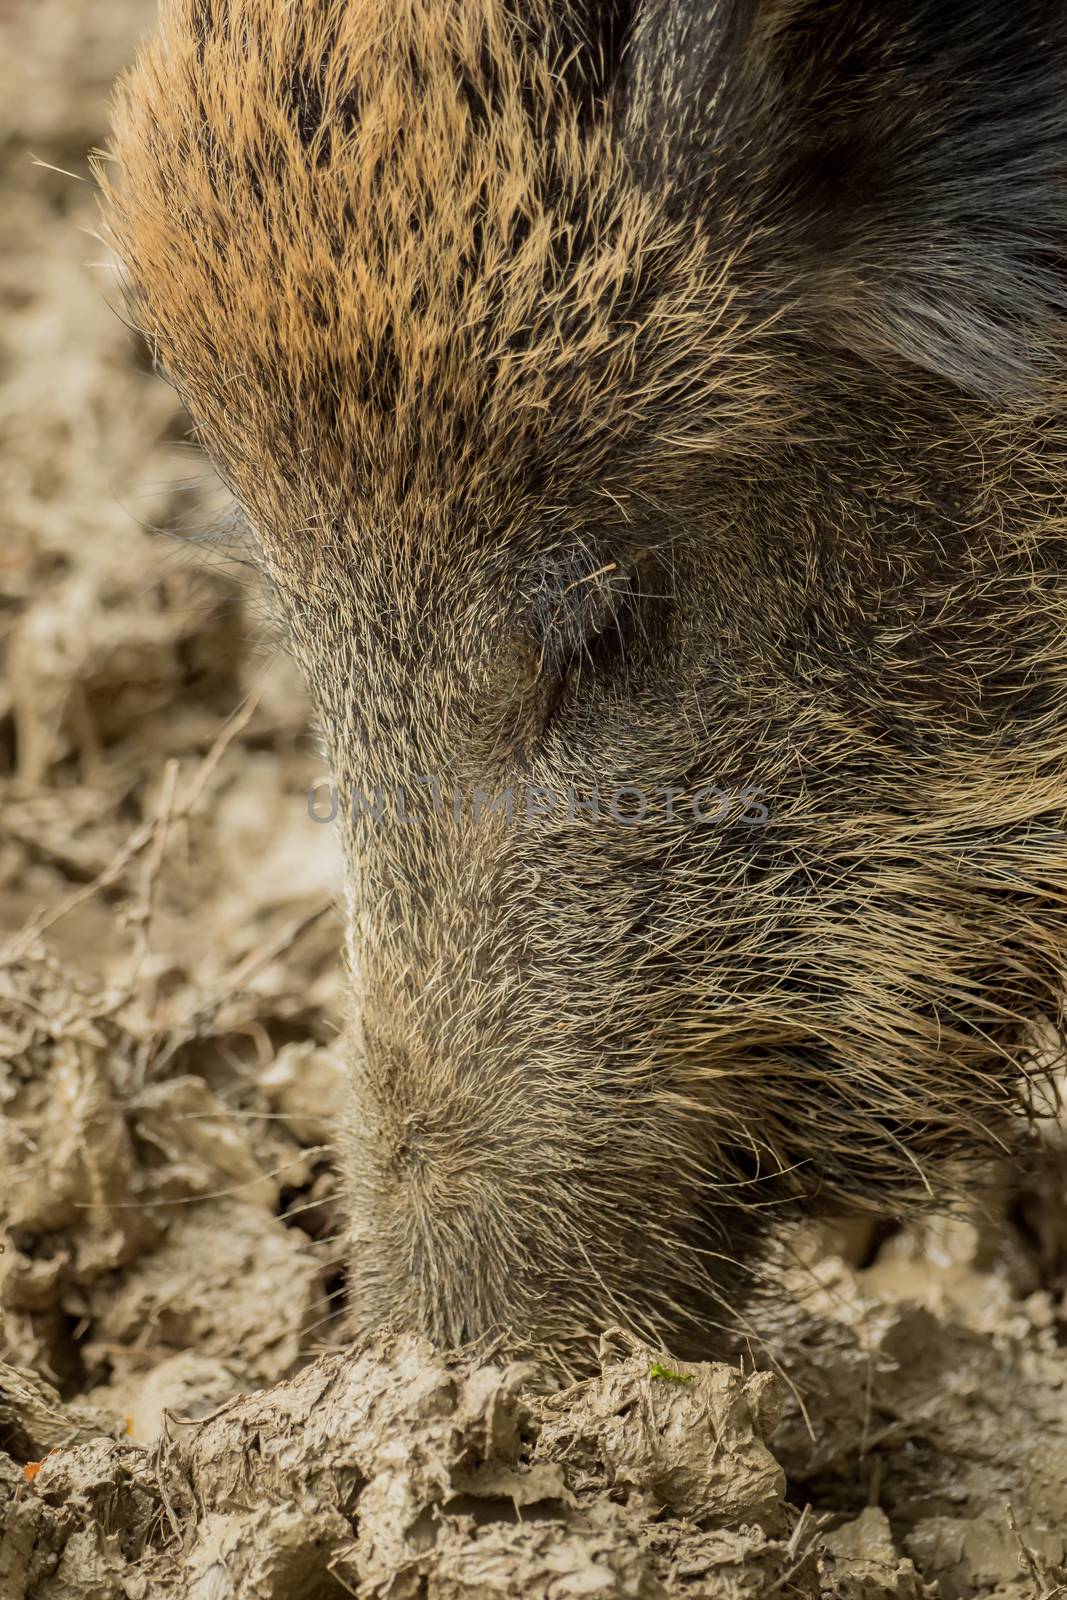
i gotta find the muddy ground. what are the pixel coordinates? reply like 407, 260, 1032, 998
1, 3, 1066, 1596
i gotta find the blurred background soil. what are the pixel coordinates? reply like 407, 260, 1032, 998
0, 3, 1065, 1597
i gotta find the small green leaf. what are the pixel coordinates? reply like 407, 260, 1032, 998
649, 1360, 694, 1385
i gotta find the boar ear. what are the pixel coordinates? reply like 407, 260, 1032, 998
622, 0, 1067, 406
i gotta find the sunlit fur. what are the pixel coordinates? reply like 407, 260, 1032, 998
102, 0, 1067, 1368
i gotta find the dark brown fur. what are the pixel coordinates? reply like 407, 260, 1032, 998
101, 0, 1067, 1367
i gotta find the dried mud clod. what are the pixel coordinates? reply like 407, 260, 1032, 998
1, 1331, 816, 1600
0, 944, 338, 1399
534, 1328, 788, 1535
6, 1318, 1059, 1600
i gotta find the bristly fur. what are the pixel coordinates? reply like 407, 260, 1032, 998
101, 0, 1067, 1369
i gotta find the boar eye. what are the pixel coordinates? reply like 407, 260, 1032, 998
540, 563, 640, 731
